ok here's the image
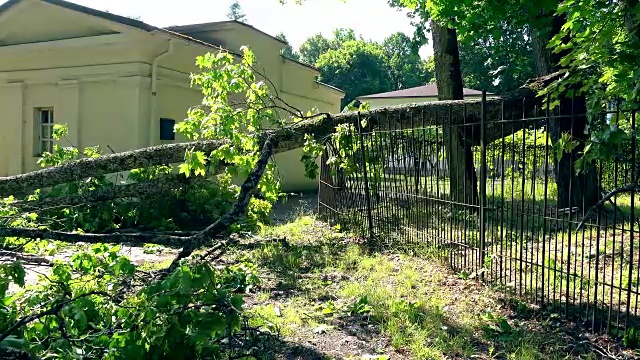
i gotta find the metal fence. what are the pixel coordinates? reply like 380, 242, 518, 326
319, 93, 639, 335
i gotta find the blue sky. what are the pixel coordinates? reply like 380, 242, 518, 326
44, 0, 433, 57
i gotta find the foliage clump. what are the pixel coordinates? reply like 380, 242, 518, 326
0, 46, 316, 359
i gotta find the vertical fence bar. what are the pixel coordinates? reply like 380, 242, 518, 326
626, 109, 637, 328
479, 91, 488, 278
633, 107, 639, 323
356, 112, 375, 245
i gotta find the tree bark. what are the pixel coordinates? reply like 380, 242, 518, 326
0, 140, 228, 198
623, 0, 640, 40
530, 11, 600, 209
0, 228, 186, 247
12, 175, 198, 212
431, 20, 479, 206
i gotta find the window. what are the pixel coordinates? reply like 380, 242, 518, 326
36, 108, 54, 155
160, 118, 176, 141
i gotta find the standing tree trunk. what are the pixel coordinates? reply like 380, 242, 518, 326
431, 20, 479, 207
531, 13, 600, 209
623, 0, 640, 39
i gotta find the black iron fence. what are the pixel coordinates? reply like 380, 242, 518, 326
319, 93, 639, 335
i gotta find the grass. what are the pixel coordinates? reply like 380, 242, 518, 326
333, 170, 640, 334
227, 215, 623, 359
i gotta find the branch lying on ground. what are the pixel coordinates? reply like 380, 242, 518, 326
0, 347, 38, 360
0, 250, 51, 266
0, 291, 109, 344
10, 175, 198, 212
0, 137, 274, 274
0, 138, 273, 251
0, 228, 187, 247
577, 182, 640, 230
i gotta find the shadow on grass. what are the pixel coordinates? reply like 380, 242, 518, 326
235, 238, 352, 298
227, 332, 330, 360
237, 232, 616, 359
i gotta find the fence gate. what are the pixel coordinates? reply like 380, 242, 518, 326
317, 95, 640, 335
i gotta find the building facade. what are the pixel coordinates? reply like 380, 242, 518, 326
0, 0, 344, 191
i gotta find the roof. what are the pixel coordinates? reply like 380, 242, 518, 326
357, 84, 488, 100
168, 21, 326, 72
0, 0, 155, 31
0, 0, 344, 94
281, 55, 320, 73
0, 0, 227, 52
166, 20, 288, 46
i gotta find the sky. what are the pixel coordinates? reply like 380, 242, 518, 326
48, 0, 433, 57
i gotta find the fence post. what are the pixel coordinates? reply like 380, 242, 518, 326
356, 112, 375, 244
479, 91, 488, 278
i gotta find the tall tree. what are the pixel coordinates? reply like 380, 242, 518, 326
431, 20, 479, 206
527, 6, 601, 209
331, 28, 358, 45
226, 0, 248, 22
394, 0, 606, 208
315, 40, 390, 106
299, 33, 333, 65
382, 32, 432, 89
275, 32, 300, 61
298, 29, 359, 66
387, 1, 479, 206
458, 23, 536, 95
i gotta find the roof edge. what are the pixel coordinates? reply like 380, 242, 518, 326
357, 94, 485, 100
166, 20, 288, 46
317, 81, 345, 95
41, 0, 154, 31
282, 56, 319, 73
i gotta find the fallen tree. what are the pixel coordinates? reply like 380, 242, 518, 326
0, 72, 559, 199
0, 140, 228, 198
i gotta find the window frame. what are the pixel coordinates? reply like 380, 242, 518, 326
35, 108, 54, 156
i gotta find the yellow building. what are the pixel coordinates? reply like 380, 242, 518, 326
357, 84, 484, 109
0, 0, 344, 191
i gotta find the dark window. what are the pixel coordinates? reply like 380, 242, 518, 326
160, 118, 176, 141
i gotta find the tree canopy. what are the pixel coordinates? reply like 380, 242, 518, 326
298, 29, 432, 107
299, 28, 359, 65
226, 0, 248, 22
316, 40, 391, 106
382, 32, 433, 90
275, 32, 300, 61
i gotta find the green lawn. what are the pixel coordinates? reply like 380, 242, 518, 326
222, 215, 633, 359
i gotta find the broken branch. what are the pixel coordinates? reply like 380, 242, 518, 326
0, 140, 228, 198
0, 228, 187, 247
164, 136, 276, 273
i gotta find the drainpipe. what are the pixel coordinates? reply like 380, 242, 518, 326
149, 39, 175, 146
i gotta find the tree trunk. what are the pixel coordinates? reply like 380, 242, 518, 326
531, 12, 600, 209
623, 0, 640, 40
431, 20, 479, 206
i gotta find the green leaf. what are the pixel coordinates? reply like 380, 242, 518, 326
74, 308, 88, 331
0, 335, 26, 349
230, 294, 244, 311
